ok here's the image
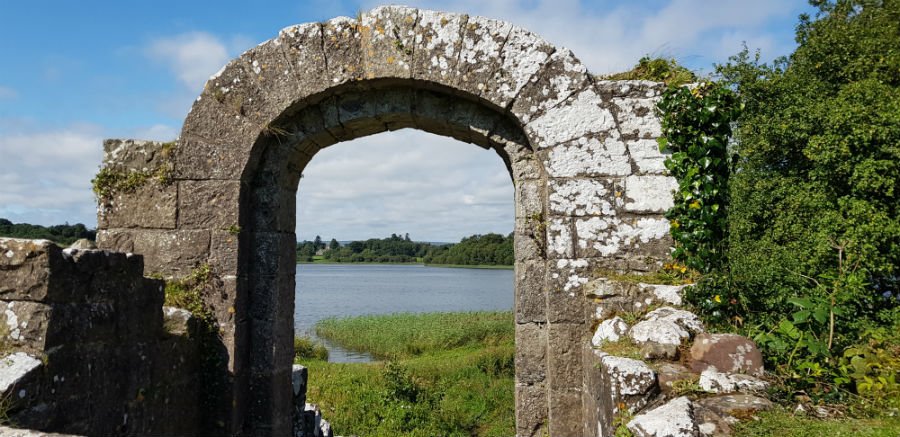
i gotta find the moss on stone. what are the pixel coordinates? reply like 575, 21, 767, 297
600, 338, 644, 361
602, 56, 696, 86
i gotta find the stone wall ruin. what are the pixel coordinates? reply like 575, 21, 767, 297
16, 5, 680, 436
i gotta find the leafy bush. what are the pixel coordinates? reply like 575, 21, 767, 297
675, 0, 900, 410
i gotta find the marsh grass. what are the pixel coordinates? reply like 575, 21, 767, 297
300, 311, 515, 436
314, 311, 513, 360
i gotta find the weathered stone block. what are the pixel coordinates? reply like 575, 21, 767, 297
237, 36, 306, 124
511, 48, 590, 124
546, 262, 590, 323
624, 175, 677, 213
525, 87, 618, 148
547, 323, 584, 390
612, 97, 663, 140
543, 135, 631, 178
515, 382, 548, 437
698, 368, 769, 394
690, 333, 765, 376
595, 80, 666, 100
178, 180, 241, 230
360, 6, 418, 80
277, 22, 329, 98
209, 231, 240, 277
627, 396, 700, 437
515, 261, 546, 324
513, 217, 544, 262
179, 62, 265, 161
0, 239, 61, 302
548, 389, 583, 437
335, 89, 389, 138
97, 181, 177, 230
546, 217, 574, 259
515, 322, 546, 384
102, 139, 174, 173
629, 306, 704, 350
0, 352, 43, 397
591, 316, 629, 348
412, 10, 467, 85
514, 179, 544, 219
483, 25, 553, 109
598, 354, 659, 414
322, 16, 364, 86
131, 230, 211, 277
454, 16, 512, 104
628, 139, 669, 174
173, 137, 253, 181
248, 184, 297, 234
549, 178, 622, 217
574, 215, 671, 259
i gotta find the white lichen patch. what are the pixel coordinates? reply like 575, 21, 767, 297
547, 218, 573, 257
699, 367, 769, 394
0, 352, 42, 393
459, 16, 511, 73
640, 283, 686, 306
552, 259, 590, 292
575, 216, 669, 256
415, 10, 465, 77
624, 175, 678, 212
527, 88, 617, 147
627, 396, 699, 437
592, 316, 629, 347
546, 136, 631, 177
549, 179, 617, 216
612, 97, 663, 139
492, 25, 551, 102
628, 139, 669, 174
600, 354, 658, 413
629, 307, 704, 346
4, 302, 20, 341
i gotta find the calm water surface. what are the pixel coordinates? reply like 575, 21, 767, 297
294, 264, 513, 362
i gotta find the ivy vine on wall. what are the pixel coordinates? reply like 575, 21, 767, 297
656, 82, 740, 273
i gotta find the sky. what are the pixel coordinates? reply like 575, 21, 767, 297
0, 0, 814, 242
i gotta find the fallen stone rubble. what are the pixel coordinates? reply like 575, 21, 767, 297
585, 279, 774, 437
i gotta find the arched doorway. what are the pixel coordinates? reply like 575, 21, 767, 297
97, 7, 675, 436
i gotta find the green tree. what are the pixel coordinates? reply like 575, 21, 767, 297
714, 0, 900, 319
329, 238, 340, 250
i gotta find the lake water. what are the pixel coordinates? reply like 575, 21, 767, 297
294, 264, 513, 362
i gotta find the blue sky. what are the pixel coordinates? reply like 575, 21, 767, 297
0, 0, 813, 241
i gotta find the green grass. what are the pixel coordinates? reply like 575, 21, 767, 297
299, 311, 515, 436
315, 311, 513, 360
732, 408, 900, 436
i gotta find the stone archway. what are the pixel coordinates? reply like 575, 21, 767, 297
97, 6, 675, 436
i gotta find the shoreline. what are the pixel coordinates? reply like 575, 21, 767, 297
296, 260, 513, 270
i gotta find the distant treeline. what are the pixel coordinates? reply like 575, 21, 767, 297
423, 233, 513, 266
0, 218, 96, 246
296, 232, 513, 266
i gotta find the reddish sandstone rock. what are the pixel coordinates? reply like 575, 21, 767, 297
689, 333, 764, 376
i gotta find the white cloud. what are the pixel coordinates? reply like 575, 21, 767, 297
0, 86, 16, 100
145, 32, 231, 92
129, 124, 179, 142
0, 125, 104, 227
297, 129, 514, 242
